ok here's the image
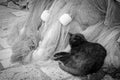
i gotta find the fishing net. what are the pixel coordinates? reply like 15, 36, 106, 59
1, 0, 120, 80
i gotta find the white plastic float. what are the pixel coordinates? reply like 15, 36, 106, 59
40, 10, 50, 22
59, 13, 72, 26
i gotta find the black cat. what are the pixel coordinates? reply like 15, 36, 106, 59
54, 33, 107, 79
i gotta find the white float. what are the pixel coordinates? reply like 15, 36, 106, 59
59, 13, 72, 26
41, 10, 50, 22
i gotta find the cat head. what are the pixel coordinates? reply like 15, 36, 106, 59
69, 33, 87, 47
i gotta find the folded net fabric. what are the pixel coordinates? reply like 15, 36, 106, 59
10, 0, 54, 64
0, 0, 118, 80
10, 0, 120, 71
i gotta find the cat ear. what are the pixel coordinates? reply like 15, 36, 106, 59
68, 32, 73, 37
79, 34, 86, 41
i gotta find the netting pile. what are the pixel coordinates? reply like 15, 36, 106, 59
0, 0, 120, 80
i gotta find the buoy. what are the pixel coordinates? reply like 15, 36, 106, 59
59, 13, 72, 26
41, 10, 50, 22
